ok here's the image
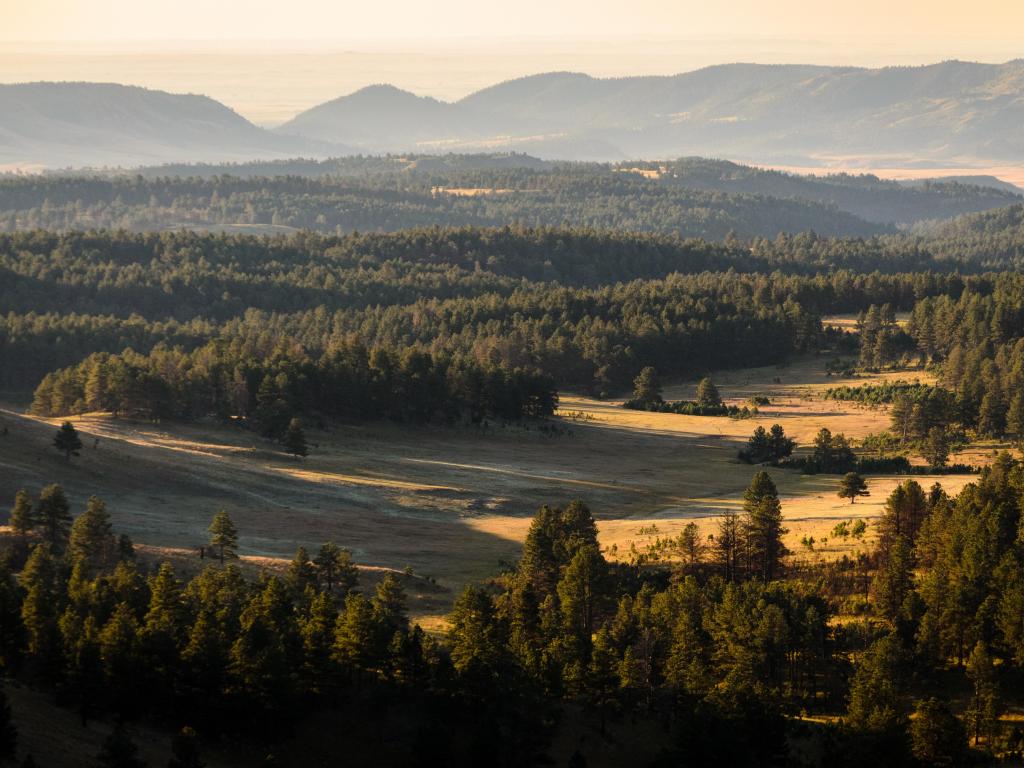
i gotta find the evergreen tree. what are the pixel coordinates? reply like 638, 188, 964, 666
0, 683, 15, 764
677, 522, 705, 567
207, 511, 238, 565
716, 510, 741, 583
314, 543, 358, 595
631, 367, 662, 406
286, 547, 317, 594
1007, 391, 1024, 446
695, 377, 722, 407
53, 421, 83, 460
910, 698, 967, 766
965, 641, 1001, 747
36, 484, 71, 553
922, 426, 950, 470
95, 721, 145, 768
742, 472, 786, 581
890, 394, 915, 442
837, 472, 869, 504
846, 634, 906, 733
8, 490, 34, 537
372, 573, 408, 637
167, 727, 204, 768
69, 496, 115, 575
283, 418, 308, 458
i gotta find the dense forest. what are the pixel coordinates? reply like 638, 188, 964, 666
2, 460, 1023, 765
2, 155, 1020, 241
5, 224, 1024, 427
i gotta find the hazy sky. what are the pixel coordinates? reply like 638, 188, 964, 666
4, 0, 1024, 44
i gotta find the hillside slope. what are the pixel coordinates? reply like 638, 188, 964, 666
279, 60, 1024, 164
0, 82, 343, 168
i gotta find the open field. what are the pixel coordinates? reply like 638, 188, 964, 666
0, 357, 979, 622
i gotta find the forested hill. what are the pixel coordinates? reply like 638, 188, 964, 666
5, 156, 1017, 238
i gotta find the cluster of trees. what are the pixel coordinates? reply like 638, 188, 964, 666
738, 423, 796, 464
30, 344, 557, 427
625, 369, 753, 417
855, 304, 914, 369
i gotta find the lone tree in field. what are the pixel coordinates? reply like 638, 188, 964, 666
53, 420, 83, 460
208, 510, 239, 565
922, 426, 950, 470
283, 417, 308, 458
838, 472, 870, 504
631, 366, 662, 406
9, 489, 35, 537
695, 377, 722, 407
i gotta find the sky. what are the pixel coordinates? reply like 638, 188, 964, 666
3, 0, 1024, 44
1, 0, 1022, 125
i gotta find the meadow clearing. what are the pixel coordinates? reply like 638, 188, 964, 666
0, 356, 980, 624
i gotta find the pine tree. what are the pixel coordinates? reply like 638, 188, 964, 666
838, 472, 869, 504
95, 721, 145, 768
922, 426, 950, 470
890, 394, 915, 442
695, 377, 722, 407
743, 472, 787, 582
9, 490, 34, 537
1007, 391, 1024, 446
53, 421, 83, 460
167, 726, 205, 768
314, 542, 358, 595
0, 683, 16, 764
207, 511, 238, 565
677, 522, 705, 567
286, 547, 317, 593
283, 418, 308, 458
631, 367, 662, 406
965, 641, 1001, 746
69, 496, 115, 574
36, 484, 72, 553
910, 698, 967, 766
372, 573, 408, 636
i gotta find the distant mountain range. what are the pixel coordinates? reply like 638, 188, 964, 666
0, 82, 341, 169
3, 60, 1024, 169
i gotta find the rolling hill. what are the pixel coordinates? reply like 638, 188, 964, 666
278, 60, 1024, 165
0, 82, 344, 169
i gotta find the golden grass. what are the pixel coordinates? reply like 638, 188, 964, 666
0, 357, 983, 622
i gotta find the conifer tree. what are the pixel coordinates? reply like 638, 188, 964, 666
0, 683, 15, 764
95, 721, 145, 768
69, 496, 115, 574
167, 726, 205, 768
283, 418, 308, 458
922, 426, 950, 469
838, 472, 869, 504
286, 547, 317, 594
631, 367, 662, 406
36, 484, 72, 553
910, 698, 966, 765
207, 511, 238, 565
53, 421, 83, 460
965, 641, 1001, 746
314, 542, 358, 595
9, 490, 34, 537
695, 377, 722, 407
